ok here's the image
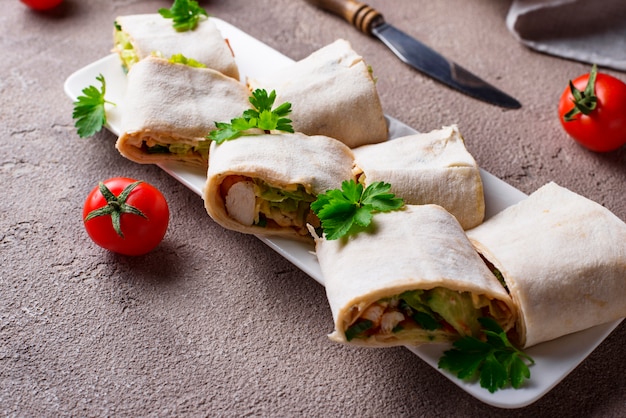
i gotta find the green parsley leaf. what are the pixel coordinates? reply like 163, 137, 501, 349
361, 181, 406, 211
248, 88, 277, 112
209, 122, 245, 144
438, 317, 535, 393
168, 53, 207, 68
310, 180, 404, 240
158, 0, 209, 32
207, 89, 294, 144
72, 74, 115, 138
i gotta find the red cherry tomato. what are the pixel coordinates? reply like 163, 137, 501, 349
20, 0, 63, 11
83, 178, 169, 256
558, 65, 626, 152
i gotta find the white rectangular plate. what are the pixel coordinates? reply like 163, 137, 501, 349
64, 18, 622, 409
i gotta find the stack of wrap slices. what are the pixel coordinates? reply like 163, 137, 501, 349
113, 13, 626, 353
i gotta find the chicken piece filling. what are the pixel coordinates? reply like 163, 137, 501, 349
221, 175, 319, 236
344, 287, 511, 342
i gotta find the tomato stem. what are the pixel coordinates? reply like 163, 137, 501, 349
564, 64, 598, 122
84, 181, 148, 238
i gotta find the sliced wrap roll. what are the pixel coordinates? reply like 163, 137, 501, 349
203, 132, 357, 240
467, 182, 626, 348
313, 204, 516, 347
353, 125, 485, 230
113, 14, 240, 80
116, 56, 252, 168
247, 39, 387, 148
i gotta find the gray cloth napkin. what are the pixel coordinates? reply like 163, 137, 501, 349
507, 0, 626, 71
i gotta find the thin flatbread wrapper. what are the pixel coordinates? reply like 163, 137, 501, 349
353, 125, 485, 230
204, 132, 357, 240
314, 204, 515, 347
466, 182, 626, 348
247, 39, 387, 148
113, 14, 240, 80
116, 56, 251, 168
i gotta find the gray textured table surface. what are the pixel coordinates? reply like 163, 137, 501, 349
2, 0, 624, 416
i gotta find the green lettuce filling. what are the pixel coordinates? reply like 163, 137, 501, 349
113, 22, 138, 72
344, 288, 483, 341
345, 320, 373, 342
492, 267, 508, 291
399, 290, 441, 331
168, 53, 206, 68
253, 181, 316, 228
143, 140, 210, 160
427, 287, 481, 336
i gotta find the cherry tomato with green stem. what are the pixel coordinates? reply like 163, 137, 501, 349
558, 64, 626, 152
20, 0, 63, 11
83, 177, 169, 256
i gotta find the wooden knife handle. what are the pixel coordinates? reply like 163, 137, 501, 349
304, 0, 384, 34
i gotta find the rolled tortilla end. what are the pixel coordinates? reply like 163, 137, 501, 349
203, 132, 357, 241
113, 14, 240, 80
314, 204, 516, 347
116, 56, 251, 168
353, 125, 485, 230
247, 39, 387, 148
467, 182, 626, 348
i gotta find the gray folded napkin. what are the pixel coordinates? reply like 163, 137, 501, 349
507, 0, 626, 71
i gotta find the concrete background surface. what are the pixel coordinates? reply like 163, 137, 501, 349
1, 0, 624, 416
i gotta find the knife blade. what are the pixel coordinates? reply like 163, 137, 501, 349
304, 0, 521, 109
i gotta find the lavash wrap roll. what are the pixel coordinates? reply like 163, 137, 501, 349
116, 56, 251, 168
203, 132, 357, 240
313, 204, 516, 347
466, 182, 626, 348
113, 14, 240, 80
247, 39, 387, 148
353, 125, 485, 230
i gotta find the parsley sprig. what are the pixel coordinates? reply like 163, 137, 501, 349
207, 89, 294, 144
158, 0, 209, 32
438, 317, 535, 393
72, 74, 115, 138
311, 180, 404, 240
